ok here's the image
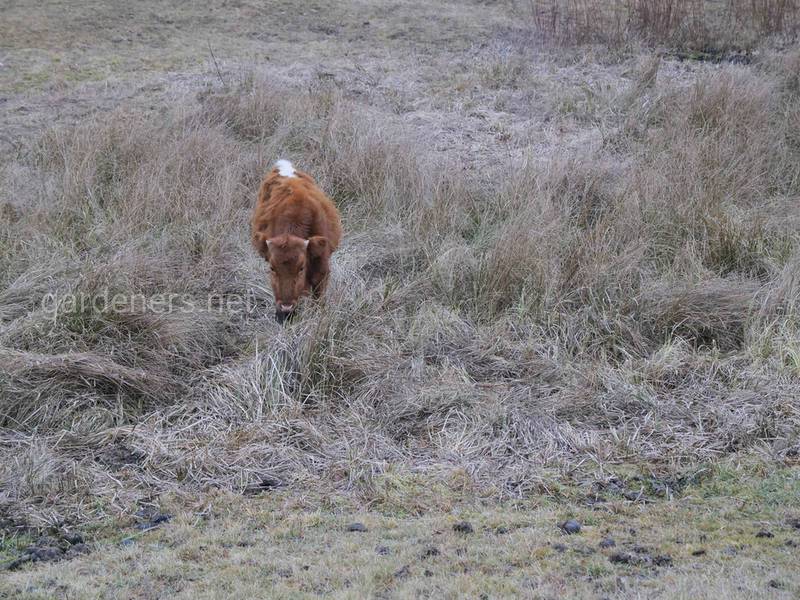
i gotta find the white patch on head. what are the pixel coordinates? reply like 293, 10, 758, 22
275, 159, 296, 178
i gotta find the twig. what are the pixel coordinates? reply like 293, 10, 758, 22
208, 41, 228, 88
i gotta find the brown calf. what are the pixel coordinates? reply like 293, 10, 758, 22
251, 160, 342, 322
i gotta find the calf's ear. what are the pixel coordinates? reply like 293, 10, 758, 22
307, 236, 329, 259
253, 231, 271, 258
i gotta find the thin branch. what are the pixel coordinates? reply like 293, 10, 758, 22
208, 41, 228, 88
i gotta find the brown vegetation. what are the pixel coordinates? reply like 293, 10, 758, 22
0, 0, 798, 558
525, 0, 800, 49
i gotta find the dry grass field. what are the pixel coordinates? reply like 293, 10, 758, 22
1, 0, 800, 598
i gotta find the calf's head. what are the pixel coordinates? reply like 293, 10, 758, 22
256, 233, 329, 323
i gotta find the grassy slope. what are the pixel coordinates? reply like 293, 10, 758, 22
2, 0, 800, 597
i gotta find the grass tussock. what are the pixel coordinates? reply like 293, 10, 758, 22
1, 60, 800, 528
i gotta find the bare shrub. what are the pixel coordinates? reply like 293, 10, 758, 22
523, 0, 799, 49
745, 0, 800, 34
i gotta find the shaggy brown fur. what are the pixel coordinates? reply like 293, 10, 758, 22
251, 162, 342, 321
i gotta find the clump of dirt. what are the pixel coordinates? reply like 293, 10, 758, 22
453, 520, 474, 534
2, 533, 90, 572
